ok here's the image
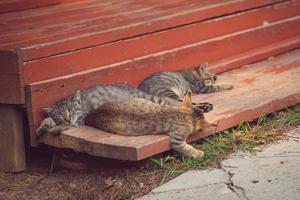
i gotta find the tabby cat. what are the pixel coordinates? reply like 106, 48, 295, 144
138, 63, 233, 101
85, 91, 214, 158
36, 84, 210, 137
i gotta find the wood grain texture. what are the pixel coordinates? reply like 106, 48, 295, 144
21, 1, 300, 83
0, 50, 23, 104
39, 49, 300, 160
0, 105, 26, 172
1, 0, 299, 105
0, 0, 287, 60
0, 0, 62, 14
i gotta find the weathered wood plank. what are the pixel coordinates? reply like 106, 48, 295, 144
0, 0, 288, 60
2, 0, 297, 105
21, 1, 300, 83
0, 105, 26, 172
0, 50, 23, 104
39, 49, 300, 160
39, 126, 170, 160
0, 0, 62, 14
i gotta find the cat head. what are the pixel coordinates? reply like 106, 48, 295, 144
42, 90, 83, 125
193, 63, 217, 85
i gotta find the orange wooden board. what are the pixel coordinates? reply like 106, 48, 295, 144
1, 0, 299, 104
0, 0, 62, 14
39, 49, 300, 160
0, 0, 286, 60
21, 1, 300, 83
0, 50, 23, 104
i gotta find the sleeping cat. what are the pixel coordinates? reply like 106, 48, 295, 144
138, 63, 233, 101
36, 84, 212, 137
85, 91, 214, 158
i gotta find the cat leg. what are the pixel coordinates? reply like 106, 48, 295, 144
204, 84, 234, 93
168, 131, 204, 158
36, 117, 57, 138
195, 82, 233, 93
198, 119, 218, 132
48, 124, 78, 135
212, 84, 233, 92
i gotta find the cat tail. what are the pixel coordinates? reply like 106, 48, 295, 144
182, 89, 213, 113
193, 102, 213, 113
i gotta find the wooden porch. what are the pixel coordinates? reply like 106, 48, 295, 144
0, 0, 299, 171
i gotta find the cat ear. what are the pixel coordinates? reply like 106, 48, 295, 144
182, 90, 192, 110
198, 62, 208, 72
72, 90, 81, 103
42, 107, 53, 115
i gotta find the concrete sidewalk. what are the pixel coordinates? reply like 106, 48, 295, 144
138, 127, 300, 200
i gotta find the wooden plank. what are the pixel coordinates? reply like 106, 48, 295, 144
0, 0, 287, 60
0, 0, 62, 14
21, 1, 300, 83
210, 35, 300, 74
39, 49, 300, 160
0, 105, 26, 172
0, 50, 23, 104
39, 126, 169, 160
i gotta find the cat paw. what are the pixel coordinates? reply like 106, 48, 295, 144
223, 84, 233, 90
36, 126, 47, 138
191, 150, 205, 158
194, 102, 213, 113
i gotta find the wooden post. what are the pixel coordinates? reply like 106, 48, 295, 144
0, 105, 26, 172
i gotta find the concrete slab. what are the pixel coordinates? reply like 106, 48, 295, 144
138, 127, 300, 200
152, 169, 229, 193
222, 127, 300, 200
139, 184, 240, 200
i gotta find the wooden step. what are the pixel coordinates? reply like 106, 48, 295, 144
26, 34, 300, 146
1, 0, 299, 104
38, 49, 300, 160
0, 0, 287, 59
21, 4, 300, 83
0, 0, 62, 14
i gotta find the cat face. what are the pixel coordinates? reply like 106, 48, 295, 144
42, 91, 83, 125
193, 63, 217, 85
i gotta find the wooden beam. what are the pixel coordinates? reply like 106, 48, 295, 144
0, 0, 62, 14
0, 50, 23, 104
0, 105, 26, 172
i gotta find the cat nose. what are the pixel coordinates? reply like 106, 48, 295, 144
63, 115, 71, 122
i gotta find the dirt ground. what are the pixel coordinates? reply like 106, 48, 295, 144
0, 147, 175, 200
